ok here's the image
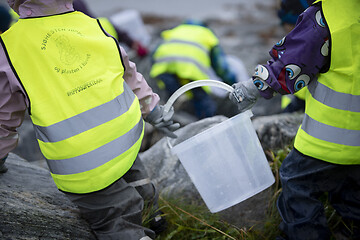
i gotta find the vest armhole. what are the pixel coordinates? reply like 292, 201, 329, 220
0, 37, 31, 115
96, 19, 126, 72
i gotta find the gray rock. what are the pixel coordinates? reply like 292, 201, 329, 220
0, 153, 95, 240
253, 112, 304, 151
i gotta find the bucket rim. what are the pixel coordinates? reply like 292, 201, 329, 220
168, 110, 253, 150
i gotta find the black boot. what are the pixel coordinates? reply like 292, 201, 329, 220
149, 210, 167, 236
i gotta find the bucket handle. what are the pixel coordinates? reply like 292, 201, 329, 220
163, 79, 234, 114
163, 79, 236, 149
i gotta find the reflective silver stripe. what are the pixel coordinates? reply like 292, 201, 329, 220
164, 39, 208, 54
47, 119, 143, 175
308, 81, 360, 112
154, 56, 220, 81
34, 82, 135, 143
301, 114, 360, 146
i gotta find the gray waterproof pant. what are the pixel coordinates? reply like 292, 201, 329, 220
65, 156, 157, 240
277, 148, 360, 240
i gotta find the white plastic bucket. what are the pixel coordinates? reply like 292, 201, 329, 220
166, 80, 275, 213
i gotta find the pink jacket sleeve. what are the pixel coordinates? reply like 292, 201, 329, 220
0, 45, 27, 159
119, 46, 160, 116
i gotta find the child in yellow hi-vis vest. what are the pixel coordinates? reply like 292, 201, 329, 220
0, 0, 180, 239
229, 0, 360, 239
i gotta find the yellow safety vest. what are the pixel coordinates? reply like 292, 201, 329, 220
294, 0, 360, 164
150, 24, 220, 84
0, 11, 144, 193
